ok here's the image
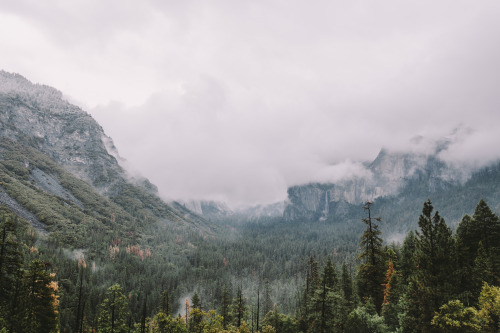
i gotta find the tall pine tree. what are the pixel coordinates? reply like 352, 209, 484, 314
409, 200, 456, 332
23, 259, 59, 333
357, 201, 385, 314
97, 284, 130, 333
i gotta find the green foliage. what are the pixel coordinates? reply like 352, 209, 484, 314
477, 283, 500, 332
23, 259, 59, 333
262, 305, 297, 333
150, 312, 188, 333
431, 300, 481, 332
97, 284, 130, 333
2, 137, 500, 333
0, 213, 24, 320
233, 286, 246, 328
220, 287, 232, 329
456, 200, 500, 306
345, 304, 389, 333
357, 202, 386, 314
408, 200, 456, 331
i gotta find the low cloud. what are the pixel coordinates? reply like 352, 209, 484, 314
1, 1, 500, 207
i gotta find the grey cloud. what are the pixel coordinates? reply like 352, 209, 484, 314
2, 1, 500, 207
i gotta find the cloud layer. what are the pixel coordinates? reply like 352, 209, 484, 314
1, 1, 500, 207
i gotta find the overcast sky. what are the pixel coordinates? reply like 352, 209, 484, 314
1, 1, 500, 207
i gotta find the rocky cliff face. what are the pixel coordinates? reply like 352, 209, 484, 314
283, 148, 464, 222
181, 200, 233, 219
0, 70, 208, 236
0, 71, 130, 193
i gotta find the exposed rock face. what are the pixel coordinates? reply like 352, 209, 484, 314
0, 70, 126, 193
0, 70, 209, 233
0, 185, 47, 234
182, 200, 233, 219
284, 149, 463, 222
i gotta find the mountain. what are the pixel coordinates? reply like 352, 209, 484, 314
180, 199, 284, 223
235, 201, 284, 220
284, 147, 500, 231
0, 70, 210, 248
181, 200, 233, 219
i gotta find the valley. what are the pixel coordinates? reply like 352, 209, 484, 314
0, 71, 499, 332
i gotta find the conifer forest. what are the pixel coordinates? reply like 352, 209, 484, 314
3, 1, 500, 332
1, 197, 499, 332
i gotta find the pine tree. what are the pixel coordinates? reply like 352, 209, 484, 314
456, 200, 500, 302
191, 292, 201, 310
410, 199, 456, 332
263, 278, 273, 317
23, 259, 59, 333
297, 257, 320, 332
189, 292, 203, 333
160, 289, 171, 316
381, 258, 402, 331
74, 259, 88, 333
471, 242, 494, 304
308, 257, 338, 333
357, 201, 385, 314
472, 200, 500, 262
97, 283, 130, 333
220, 286, 231, 329
340, 262, 353, 306
233, 286, 246, 328
337, 262, 354, 332
399, 230, 417, 286
0, 216, 23, 328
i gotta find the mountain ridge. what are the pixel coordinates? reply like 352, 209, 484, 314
0, 70, 211, 248
284, 147, 500, 228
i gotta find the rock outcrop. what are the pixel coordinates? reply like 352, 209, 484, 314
284, 148, 464, 222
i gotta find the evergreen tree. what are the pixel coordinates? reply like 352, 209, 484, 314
399, 230, 417, 286
74, 260, 88, 333
220, 286, 231, 329
23, 259, 59, 333
263, 278, 273, 317
191, 292, 201, 310
381, 259, 401, 331
0, 215, 23, 329
340, 262, 353, 306
345, 302, 388, 333
471, 241, 494, 303
410, 200, 456, 332
297, 257, 320, 332
472, 200, 500, 265
262, 304, 297, 333
308, 257, 338, 333
189, 292, 203, 333
97, 283, 130, 333
151, 311, 188, 333
457, 199, 500, 292
357, 201, 385, 314
160, 289, 171, 316
338, 262, 354, 332
233, 286, 246, 328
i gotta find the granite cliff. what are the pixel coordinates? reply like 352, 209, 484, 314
283, 147, 496, 225
0, 71, 209, 242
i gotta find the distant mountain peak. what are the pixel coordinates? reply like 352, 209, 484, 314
284, 147, 471, 222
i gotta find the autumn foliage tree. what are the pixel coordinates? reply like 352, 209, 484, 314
23, 259, 59, 333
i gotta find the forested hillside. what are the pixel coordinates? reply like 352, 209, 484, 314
2, 196, 500, 332
0, 71, 499, 332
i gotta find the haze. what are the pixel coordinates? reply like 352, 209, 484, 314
1, 1, 500, 207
